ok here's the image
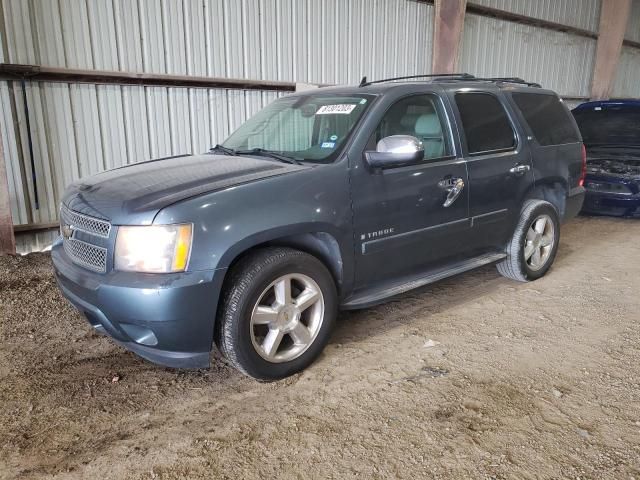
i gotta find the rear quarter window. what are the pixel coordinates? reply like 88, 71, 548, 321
512, 92, 580, 146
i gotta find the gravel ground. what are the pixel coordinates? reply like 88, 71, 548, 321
1, 215, 639, 480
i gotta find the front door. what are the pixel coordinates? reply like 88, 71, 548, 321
350, 93, 470, 291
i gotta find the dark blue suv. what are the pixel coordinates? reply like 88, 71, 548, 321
572, 100, 640, 217
52, 75, 585, 380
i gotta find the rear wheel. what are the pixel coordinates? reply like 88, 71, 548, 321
497, 200, 560, 282
216, 247, 337, 380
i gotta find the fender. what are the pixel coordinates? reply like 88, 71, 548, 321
218, 226, 350, 297
152, 162, 355, 293
526, 179, 568, 217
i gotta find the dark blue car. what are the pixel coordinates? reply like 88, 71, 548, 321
572, 100, 640, 217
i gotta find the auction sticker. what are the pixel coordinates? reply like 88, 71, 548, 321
316, 104, 357, 115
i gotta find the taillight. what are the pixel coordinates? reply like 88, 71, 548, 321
578, 143, 587, 187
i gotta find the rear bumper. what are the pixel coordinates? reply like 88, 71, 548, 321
564, 186, 586, 222
52, 238, 226, 369
581, 191, 640, 217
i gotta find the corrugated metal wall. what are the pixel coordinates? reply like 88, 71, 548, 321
613, 46, 640, 97
470, 0, 601, 31
0, 0, 434, 239
613, 0, 640, 97
459, 13, 597, 98
2, 0, 433, 83
2, 0, 640, 254
625, 0, 640, 43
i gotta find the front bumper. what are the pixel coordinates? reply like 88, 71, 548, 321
52, 238, 226, 368
581, 191, 640, 217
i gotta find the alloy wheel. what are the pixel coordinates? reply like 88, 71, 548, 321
524, 214, 555, 271
249, 273, 325, 363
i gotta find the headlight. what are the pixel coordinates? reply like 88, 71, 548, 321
584, 181, 633, 195
115, 224, 193, 273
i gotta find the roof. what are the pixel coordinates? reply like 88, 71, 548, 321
573, 99, 640, 111
291, 79, 554, 97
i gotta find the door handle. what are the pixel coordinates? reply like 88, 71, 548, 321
509, 163, 531, 176
438, 177, 465, 208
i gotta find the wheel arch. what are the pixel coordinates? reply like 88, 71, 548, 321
218, 225, 348, 298
524, 179, 568, 218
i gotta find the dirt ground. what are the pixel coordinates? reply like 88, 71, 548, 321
1, 215, 639, 480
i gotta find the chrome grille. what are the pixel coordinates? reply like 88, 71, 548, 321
60, 205, 111, 273
60, 205, 111, 238
63, 237, 108, 273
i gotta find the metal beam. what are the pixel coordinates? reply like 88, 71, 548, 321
432, 0, 467, 74
0, 64, 299, 92
0, 131, 16, 255
13, 221, 58, 233
591, 0, 633, 100
465, 3, 598, 39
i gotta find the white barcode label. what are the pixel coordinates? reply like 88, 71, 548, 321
316, 104, 357, 115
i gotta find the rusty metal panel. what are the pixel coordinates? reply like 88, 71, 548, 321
0, 82, 29, 225
470, 0, 601, 32
10, 82, 58, 225
460, 13, 596, 97
15, 229, 59, 255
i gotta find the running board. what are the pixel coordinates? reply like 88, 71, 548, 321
341, 252, 506, 310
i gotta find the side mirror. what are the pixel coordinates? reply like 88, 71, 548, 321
364, 135, 425, 170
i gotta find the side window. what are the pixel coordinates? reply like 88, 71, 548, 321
374, 95, 450, 160
455, 92, 516, 154
511, 92, 580, 146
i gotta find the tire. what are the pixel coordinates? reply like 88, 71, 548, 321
216, 247, 337, 381
497, 200, 561, 282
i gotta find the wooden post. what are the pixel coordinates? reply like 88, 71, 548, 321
0, 130, 16, 255
432, 0, 467, 74
591, 0, 632, 100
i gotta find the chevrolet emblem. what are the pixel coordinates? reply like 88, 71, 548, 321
61, 224, 74, 239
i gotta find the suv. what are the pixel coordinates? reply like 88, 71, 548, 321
52, 74, 585, 380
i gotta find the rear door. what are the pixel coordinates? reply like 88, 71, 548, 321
446, 89, 534, 250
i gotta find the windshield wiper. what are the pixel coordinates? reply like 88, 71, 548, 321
209, 144, 237, 156
235, 148, 302, 165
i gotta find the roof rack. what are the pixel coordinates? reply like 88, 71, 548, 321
359, 73, 474, 87
468, 76, 542, 88
359, 74, 541, 88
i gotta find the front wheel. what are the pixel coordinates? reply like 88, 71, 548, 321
497, 200, 561, 282
216, 247, 337, 381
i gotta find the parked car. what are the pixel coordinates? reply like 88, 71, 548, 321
572, 100, 640, 217
52, 74, 585, 380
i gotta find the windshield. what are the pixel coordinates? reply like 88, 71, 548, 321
222, 94, 374, 162
572, 106, 640, 147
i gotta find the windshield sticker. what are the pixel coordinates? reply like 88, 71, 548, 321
321, 142, 336, 148
316, 104, 357, 115
330, 134, 338, 141
359, 99, 367, 104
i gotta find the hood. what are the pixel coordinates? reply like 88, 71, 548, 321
62, 153, 308, 225
572, 102, 640, 147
